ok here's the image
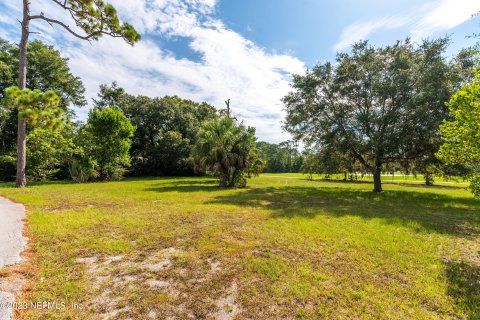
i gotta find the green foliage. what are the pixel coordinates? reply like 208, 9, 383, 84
93, 81, 126, 109
43, 0, 140, 45
0, 38, 86, 158
94, 83, 217, 176
27, 124, 78, 181
469, 174, 480, 198
284, 38, 463, 192
0, 154, 16, 181
4, 86, 63, 129
80, 107, 135, 181
0, 106, 15, 155
246, 150, 266, 178
257, 141, 303, 173
0, 39, 86, 108
69, 157, 99, 183
301, 153, 321, 180
146, 130, 192, 174
437, 69, 480, 196
194, 117, 257, 187
437, 70, 480, 166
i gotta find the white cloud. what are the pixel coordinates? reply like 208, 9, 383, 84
411, 0, 480, 40
0, 0, 303, 143
333, 15, 410, 51
334, 0, 480, 51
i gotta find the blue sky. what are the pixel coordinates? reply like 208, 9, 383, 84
218, 0, 479, 63
0, 0, 479, 142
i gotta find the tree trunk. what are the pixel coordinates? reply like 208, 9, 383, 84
373, 165, 382, 192
218, 173, 227, 187
16, 0, 30, 188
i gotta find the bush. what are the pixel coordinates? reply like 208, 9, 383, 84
69, 158, 98, 183
469, 174, 480, 198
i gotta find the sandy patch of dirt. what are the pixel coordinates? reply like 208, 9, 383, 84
75, 248, 242, 319
213, 281, 240, 320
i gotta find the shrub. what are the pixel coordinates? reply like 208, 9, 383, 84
469, 174, 480, 198
69, 158, 98, 183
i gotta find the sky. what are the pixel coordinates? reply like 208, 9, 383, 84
0, 0, 479, 143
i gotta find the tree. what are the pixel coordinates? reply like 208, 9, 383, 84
0, 38, 86, 158
256, 141, 303, 173
80, 107, 135, 181
0, 38, 86, 108
283, 39, 461, 192
3, 87, 64, 180
193, 117, 257, 188
437, 69, 480, 197
93, 84, 218, 176
124, 96, 217, 176
14, 0, 140, 187
246, 149, 266, 178
93, 81, 127, 110
4, 87, 63, 129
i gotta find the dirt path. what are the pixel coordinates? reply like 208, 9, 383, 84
0, 197, 27, 320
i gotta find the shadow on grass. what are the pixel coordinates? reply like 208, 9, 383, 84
144, 178, 479, 317
206, 185, 480, 238
444, 260, 480, 318
305, 178, 464, 190
0, 179, 81, 188
143, 177, 222, 193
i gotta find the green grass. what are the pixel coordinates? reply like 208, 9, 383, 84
263, 172, 470, 187
0, 175, 479, 319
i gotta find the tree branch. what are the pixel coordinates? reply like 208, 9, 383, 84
29, 14, 95, 41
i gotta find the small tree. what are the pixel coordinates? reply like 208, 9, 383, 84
80, 107, 135, 181
437, 69, 480, 197
4, 87, 64, 180
14, 0, 140, 187
194, 117, 257, 187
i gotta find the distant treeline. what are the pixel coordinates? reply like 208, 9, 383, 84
1, 36, 479, 195
0, 38, 291, 181
256, 141, 303, 173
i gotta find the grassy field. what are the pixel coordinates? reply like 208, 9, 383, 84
263, 173, 470, 187
0, 175, 479, 319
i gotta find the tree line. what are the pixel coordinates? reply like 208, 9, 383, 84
0, 37, 265, 186
1, 0, 479, 195
1, 36, 479, 194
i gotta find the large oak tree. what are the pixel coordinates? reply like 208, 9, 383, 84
283, 39, 463, 192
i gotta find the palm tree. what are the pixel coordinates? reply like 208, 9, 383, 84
194, 117, 256, 187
